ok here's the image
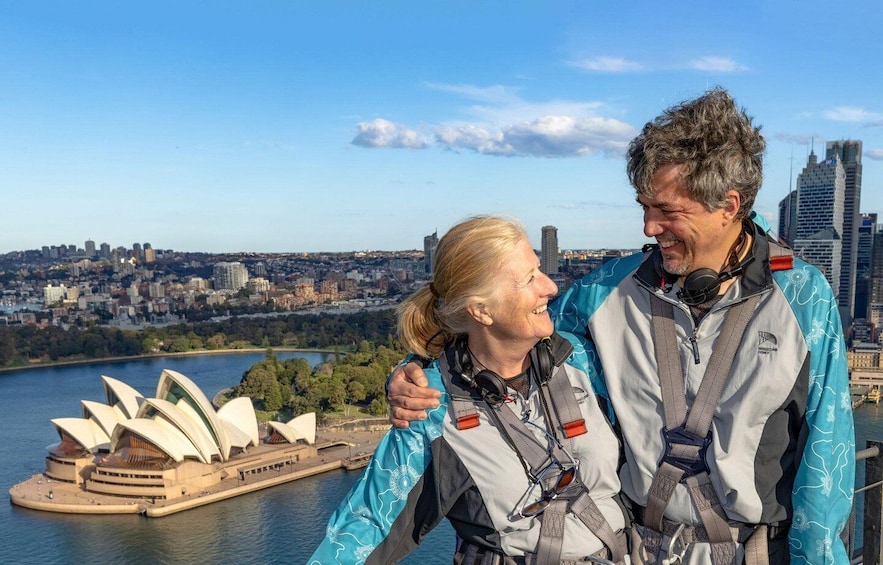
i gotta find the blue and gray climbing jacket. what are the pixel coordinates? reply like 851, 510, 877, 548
550, 217, 855, 564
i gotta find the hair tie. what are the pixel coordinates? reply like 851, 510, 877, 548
429, 282, 440, 299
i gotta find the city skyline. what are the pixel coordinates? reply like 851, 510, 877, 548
3, 2, 883, 254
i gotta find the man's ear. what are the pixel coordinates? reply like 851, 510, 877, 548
721, 190, 742, 224
466, 302, 493, 326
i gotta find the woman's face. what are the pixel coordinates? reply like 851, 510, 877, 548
485, 238, 558, 344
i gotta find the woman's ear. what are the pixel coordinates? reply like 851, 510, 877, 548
466, 302, 493, 326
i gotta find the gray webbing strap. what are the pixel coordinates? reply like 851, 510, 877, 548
644, 294, 760, 563
650, 296, 687, 430
541, 357, 587, 439
534, 498, 568, 564
490, 398, 572, 476
570, 490, 628, 563
743, 524, 769, 565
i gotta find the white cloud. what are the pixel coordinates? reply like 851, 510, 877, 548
570, 56, 643, 73
866, 149, 883, 160
352, 83, 636, 158
823, 106, 883, 123
689, 56, 748, 72
435, 125, 512, 155
351, 119, 427, 149
501, 116, 635, 157
433, 115, 635, 157
355, 115, 635, 158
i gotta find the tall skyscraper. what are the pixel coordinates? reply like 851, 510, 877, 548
85, 239, 96, 258
870, 225, 883, 339
855, 213, 877, 321
792, 150, 846, 320
826, 140, 863, 322
541, 225, 559, 275
423, 230, 438, 275
778, 190, 797, 245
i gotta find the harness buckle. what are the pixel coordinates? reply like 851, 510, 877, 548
661, 523, 687, 565
661, 425, 712, 479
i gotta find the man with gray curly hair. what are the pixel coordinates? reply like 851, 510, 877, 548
388, 87, 854, 564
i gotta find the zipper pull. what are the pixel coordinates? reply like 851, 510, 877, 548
689, 332, 700, 365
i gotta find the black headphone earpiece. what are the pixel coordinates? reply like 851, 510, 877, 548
680, 268, 728, 306
532, 337, 555, 384
472, 370, 508, 405
455, 337, 557, 405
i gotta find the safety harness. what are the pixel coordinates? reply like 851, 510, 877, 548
636, 240, 794, 565
442, 334, 628, 565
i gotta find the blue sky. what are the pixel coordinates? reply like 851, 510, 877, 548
2, 1, 882, 253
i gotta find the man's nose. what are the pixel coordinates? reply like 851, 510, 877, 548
643, 211, 663, 238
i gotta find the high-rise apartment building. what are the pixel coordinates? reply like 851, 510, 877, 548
423, 231, 438, 275
792, 150, 845, 320
856, 213, 877, 321
826, 140, 863, 323
85, 240, 96, 258
541, 225, 559, 275
213, 261, 249, 291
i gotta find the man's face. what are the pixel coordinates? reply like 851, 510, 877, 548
638, 163, 739, 277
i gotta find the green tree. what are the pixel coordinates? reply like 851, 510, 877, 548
264, 380, 283, 412
205, 333, 226, 350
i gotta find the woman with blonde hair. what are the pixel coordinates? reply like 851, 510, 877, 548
310, 215, 627, 564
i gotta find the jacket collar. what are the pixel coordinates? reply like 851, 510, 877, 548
634, 219, 780, 299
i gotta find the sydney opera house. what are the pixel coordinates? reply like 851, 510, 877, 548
10, 369, 332, 516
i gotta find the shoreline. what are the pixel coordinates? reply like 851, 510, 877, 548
0, 347, 340, 375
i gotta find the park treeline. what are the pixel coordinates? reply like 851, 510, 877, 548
229, 340, 408, 420
0, 310, 400, 369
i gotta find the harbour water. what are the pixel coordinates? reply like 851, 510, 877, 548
0, 352, 877, 563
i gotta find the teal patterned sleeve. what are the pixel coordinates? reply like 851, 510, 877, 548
776, 262, 855, 564
308, 364, 449, 564
550, 253, 643, 337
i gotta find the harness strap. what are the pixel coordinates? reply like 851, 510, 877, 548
744, 524, 769, 565
570, 490, 628, 563
535, 346, 586, 439
452, 396, 482, 430
535, 498, 568, 564
643, 293, 760, 563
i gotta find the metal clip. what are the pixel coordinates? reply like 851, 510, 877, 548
661, 523, 687, 565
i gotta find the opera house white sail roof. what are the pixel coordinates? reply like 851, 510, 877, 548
48, 368, 294, 468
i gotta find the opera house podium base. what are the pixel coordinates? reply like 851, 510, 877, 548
9, 434, 380, 517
